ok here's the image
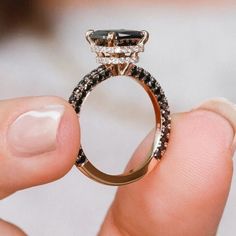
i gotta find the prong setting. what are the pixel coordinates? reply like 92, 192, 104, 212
86, 29, 95, 46
87, 29, 148, 65
139, 30, 149, 45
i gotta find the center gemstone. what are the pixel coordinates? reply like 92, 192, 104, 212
90, 29, 144, 46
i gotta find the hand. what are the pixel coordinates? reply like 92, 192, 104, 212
0, 96, 235, 236
0, 96, 80, 235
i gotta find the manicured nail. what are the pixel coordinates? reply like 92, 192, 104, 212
7, 105, 65, 157
193, 97, 236, 153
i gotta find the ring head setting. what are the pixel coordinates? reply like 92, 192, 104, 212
87, 29, 148, 65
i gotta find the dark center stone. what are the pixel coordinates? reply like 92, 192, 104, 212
90, 29, 144, 46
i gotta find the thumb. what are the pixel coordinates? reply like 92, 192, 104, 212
100, 99, 235, 236
0, 96, 80, 199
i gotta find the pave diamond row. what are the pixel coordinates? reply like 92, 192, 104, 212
129, 65, 171, 159
69, 64, 171, 165
91, 45, 144, 54
69, 65, 111, 114
69, 65, 112, 165
96, 56, 138, 65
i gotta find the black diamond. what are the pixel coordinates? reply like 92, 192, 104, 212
152, 86, 161, 94
91, 29, 143, 41
130, 66, 138, 77
76, 151, 86, 165
161, 135, 169, 143
69, 94, 76, 102
92, 74, 100, 83
84, 83, 91, 91
76, 98, 83, 106
105, 70, 111, 77
163, 119, 170, 127
150, 80, 156, 88
90, 29, 144, 46
138, 70, 146, 80
159, 145, 166, 152
162, 110, 170, 120
75, 106, 80, 113
163, 128, 170, 138
160, 102, 168, 110
154, 149, 161, 159
144, 75, 151, 83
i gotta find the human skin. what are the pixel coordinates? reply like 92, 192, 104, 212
0, 96, 235, 235
42, 0, 235, 8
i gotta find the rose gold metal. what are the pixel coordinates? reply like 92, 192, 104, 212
77, 30, 162, 185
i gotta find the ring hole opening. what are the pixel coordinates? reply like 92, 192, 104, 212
80, 75, 156, 175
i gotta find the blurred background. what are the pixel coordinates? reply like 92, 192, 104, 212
0, 1, 236, 235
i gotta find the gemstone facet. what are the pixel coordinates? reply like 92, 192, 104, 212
90, 29, 144, 46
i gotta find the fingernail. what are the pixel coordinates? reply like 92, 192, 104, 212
7, 105, 65, 157
193, 97, 236, 153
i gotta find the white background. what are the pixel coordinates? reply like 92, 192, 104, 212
0, 5, 236, 235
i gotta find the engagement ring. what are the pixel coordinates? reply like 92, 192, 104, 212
69, 29, 171, 186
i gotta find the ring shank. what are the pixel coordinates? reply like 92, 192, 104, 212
69, 64, 170, 186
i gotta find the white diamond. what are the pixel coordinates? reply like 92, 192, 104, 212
133, 46, 139, 52
119, 57, 125, 63
114, 47, 122, 53
92, 45, 144, 54
106, 47, 113, 53
104, 57, 110, 64
96, 56, 139, 64
126, 46, 132, 53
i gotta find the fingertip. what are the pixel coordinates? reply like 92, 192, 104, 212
54, 97, 81, 177
0, 96, 80, 194
151, 109, 234, 195
19, 96, 81, 186
181, 109, 234, 153
0, 219, 27, 236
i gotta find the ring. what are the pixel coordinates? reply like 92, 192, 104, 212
69, 29, 171, 186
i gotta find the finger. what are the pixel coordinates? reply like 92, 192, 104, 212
0, 96, 80, 199
0, 219, 26, 236
101, 101, 235, 236
196, 97, 236, 150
